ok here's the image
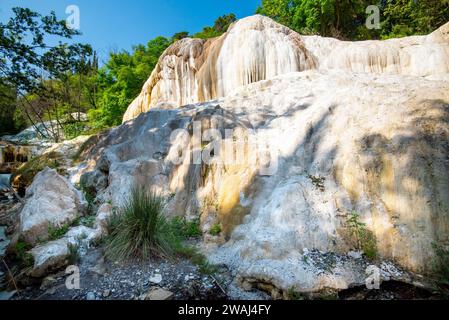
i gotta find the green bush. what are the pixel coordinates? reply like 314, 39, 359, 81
168, 216, 202, 239
346, 212, 378, 260
63, 122, 87, 140
209, 224, 222, 236
105, 186, 179, 261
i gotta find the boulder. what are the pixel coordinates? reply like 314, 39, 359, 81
18, 167, 86, 245
30, 238, 70, 278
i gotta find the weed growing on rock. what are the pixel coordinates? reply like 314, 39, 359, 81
13, 240, 34, 269
67, 243, 80, 264
308, 174, 325, 192
168, 217, 202, 238
48, 223, 70, 241
346, 212, 377, 260
286, 287, 305, 300
209, 223, 222, 236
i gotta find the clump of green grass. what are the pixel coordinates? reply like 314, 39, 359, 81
209, 223, 222, 236
176, 245, 218, 275
48, 223, 70, 241
168, 217, 202, 238
346, 212, 377, 259
77, 215, 96, 228
104, 186, 179, 261
13, 240, 34, 268
67, 243, 80, 264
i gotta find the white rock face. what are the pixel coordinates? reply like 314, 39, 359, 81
30, 239, 70, 277
123, 15, 449, 122
82, 69, 449, 293
77, 15, 449, 294
19, 168, 86, 245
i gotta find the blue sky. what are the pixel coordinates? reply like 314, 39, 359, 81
0, 0, 260, 62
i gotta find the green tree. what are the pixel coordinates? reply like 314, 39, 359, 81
193, 13, 237, 39
0, 7, 93, 140
88, 37, 171, 128
172, 31, 190, 41
381, 0, 449, 39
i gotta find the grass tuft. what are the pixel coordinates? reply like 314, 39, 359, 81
104, 186, 179, 262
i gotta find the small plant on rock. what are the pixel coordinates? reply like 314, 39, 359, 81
67, 243, 80, 264
346, 212, 377, 259
48, 223, 70, 241
209, 223, 222, 236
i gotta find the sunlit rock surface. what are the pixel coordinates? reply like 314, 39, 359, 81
82, 69, 449, 293
57, 15, 449, 294
18, 168, 86, 245
123, 15, 449, 122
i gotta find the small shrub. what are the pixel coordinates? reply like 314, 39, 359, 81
77, 215, 96, 228
209, 224, 222, 236
14, 241, 34, 268
308, 175, 325, 192
346, 212, 377, 259
79, 180, 96, 213
168, 217, 202, 239
63, 122, 87, 140
48, 223, 70, 241
67, 243, 80, 264
104, 186, 179, 261
286, 287, 304, 300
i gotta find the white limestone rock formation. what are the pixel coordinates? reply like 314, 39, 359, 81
81, 68, 449, 294
123, 15, 449, 122
18, 168, 86, 245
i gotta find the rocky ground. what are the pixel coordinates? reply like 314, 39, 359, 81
1, 242, 445, 300
7, 248, 231, 301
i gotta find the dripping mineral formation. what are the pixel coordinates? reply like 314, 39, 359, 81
123, 15, 449, 122
11, 15, 449, 297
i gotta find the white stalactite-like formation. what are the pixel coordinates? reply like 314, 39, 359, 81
123, 15, 449, 122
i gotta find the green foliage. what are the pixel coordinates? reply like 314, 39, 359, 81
79, 179, 96, 213
308, 174, 325, 192
48, 223, 70, 241
12, 151, 64, 188
13, 241, 34, 268
286, 287, 305, 300
209, 224, 222, 236
176, 245, 218, 275
63, 122, 87, 140
104, 186, 179, 261
0, 7, 94, 142
432, 243, 449, 285
256, 0, 449, 40
381, 0, 449, 39
193, 13, 236, 39
168, 217, 202, 239
346, 212, 377, 259
75, 215, 96, 228
67, 243, 80, 264
88, 37, 171, 128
